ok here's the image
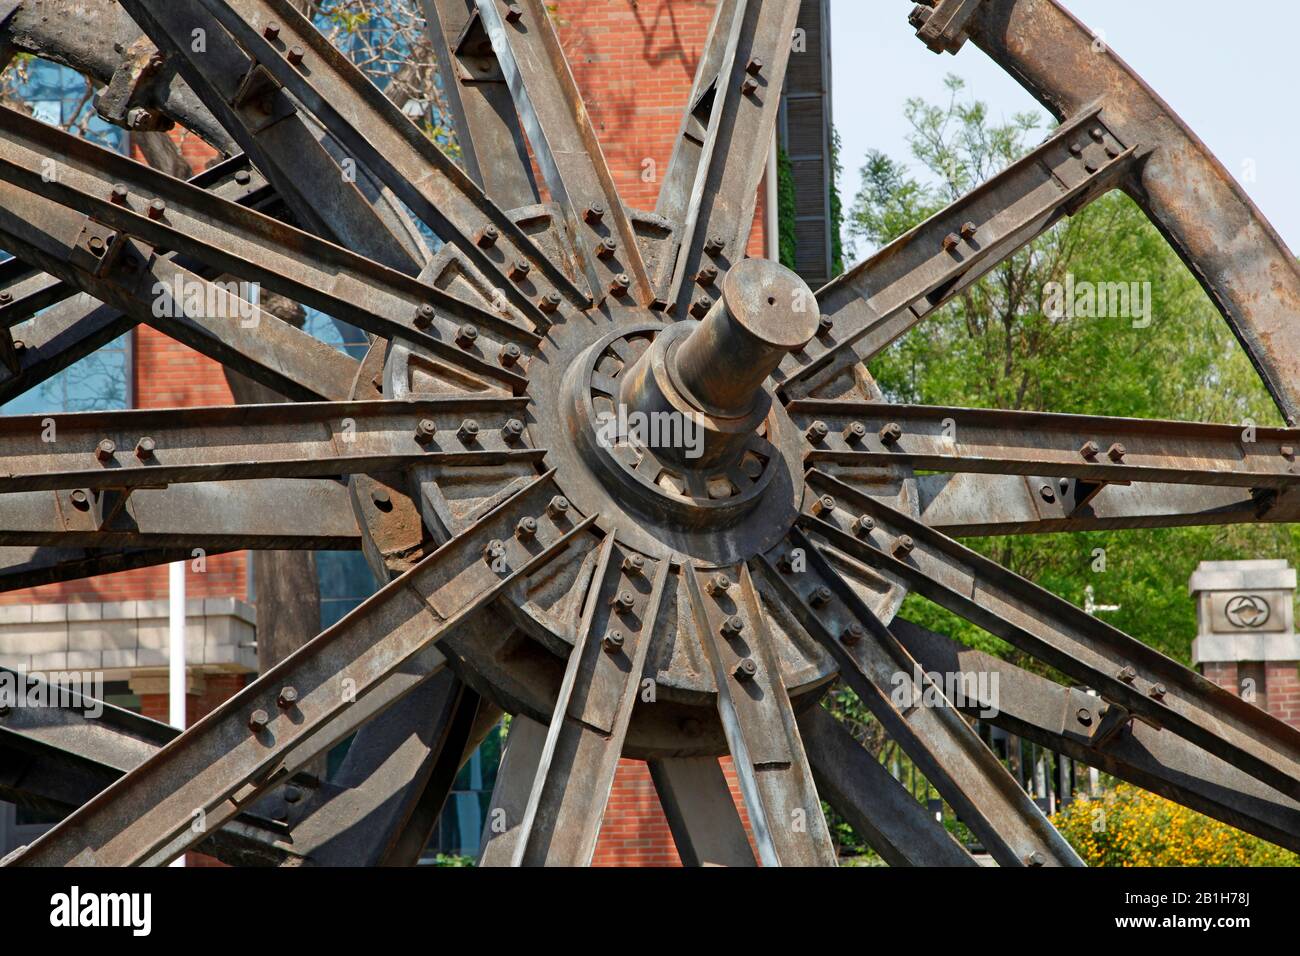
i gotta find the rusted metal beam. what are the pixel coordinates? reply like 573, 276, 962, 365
475, 0, 654, 308
759, 533, 1082, 867
792, 401, 1300, 489
647, 755, 756, 867
962, 0, 1300, 425
6, 472, 595, 866
684, 562, 837, 867
0, 397, 539, 493
797, 705, 978, 867
802, 469, 1300, 803
502, 539, 669, 866
665, 0, 801, 318
894, 618, 1300, 854
776, 104, 1135, 397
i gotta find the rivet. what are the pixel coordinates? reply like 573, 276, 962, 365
806, 420, 829, 443
277, 686, 298, 709
1069, 143, 1084, 157
879, 422, 903, 445
95, 439, 116, 462
1281, 445, 1296, 461
0, 291, 10, 304
234, 169, 252, 185
1026, 851, 1047, 867
415, 419, 437, 443
88, 236, 107, 257
733, 658, 758, 681
135, 436, 157, 460
1090, 127, 1105, 142
457, 419, 480, 442
1039, 484, 1055, 503
71, 490, 91, 511
1077, 708, 1093, 726
284, 785, 302, 804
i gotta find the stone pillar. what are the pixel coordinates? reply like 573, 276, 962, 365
1190, 560, 1300, 729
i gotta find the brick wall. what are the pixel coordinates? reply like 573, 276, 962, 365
1202, 659, 1300, 731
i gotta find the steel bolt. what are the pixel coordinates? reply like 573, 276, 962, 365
584, 203, 605, 225
596, 237, 618, 260
810, 585, 833, 608
703, 235, 726, 256
806, 420, 829, 443
892, 535, 916, 557
277, 686, 298, 709
457, 419, 480, 443
841, 623, 866, 646
110, 183, 129, 205
1117, 665, 1137, 683
248, 709, 270, 733
853, 514, 875, 537
721, 615, 745, 638
0, 291, 10, 304
813, 494, 836, 517
501, 419, 525, 444
1069, 143, 1084, 157
1090, 126, 1106, 142
515, 516, 538, 541
547, 495, 570, 519
414, 303, 436, 329
879, 422, 903, 445
741, 78, 758, 96
477, 225, 499, 248
614, 590, 636, 612
622, 554, 645, 576
746, 57, 764, 76
234, 169, 252, 185
777, 550, 801, 572
455, 324, 479, 348
1076, 708, 1093, 726
696, 266, 719, 286
942, 232, 961, 253
707, 573, 731, 595
602, 629, 625, 653
1039, 483, 1056, 503
610, 274, 631, 297
844, 421, 867, 444
691, 296, 713, 318
818, 315, 834, 336
88, 236, 107, 257
505, 3, 524, 22
147, 199, 166, 220
1079, 440, 1100, 461
70, 490, 91, 511
500, 343, 522, 368
733, 657, 758, 681
909, 4, 933, 28
415, 419, 437, 444
539, 292, 562, 315
263, 22, 281, 40
95, 439, 116, 462
1148, 683, 1167, 700
135, 436, 157, 460
1026, 851, 1047, 867
1107, 442, 1127, 463
509, 259, 531, 282
960, 221, 978, 240
287, 45, 306, 66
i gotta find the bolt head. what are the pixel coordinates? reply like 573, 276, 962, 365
500, 343, 522, 367
853, 515, 875, 537
0, 291, 10, 304
515, 516, 538, 540
1076, 708, 1093, 726
263, 22, 281, 40
879, 422, 903, 445
248, 709, 270, 732
455, 324, 479, 348
1118, 665, 1137, 683
602, 629, 625, 653
721, 615, 745, 638
1079, 440, 1100, 460
960, 221, 978, 240
892, 535, 916, 557
585, 203, 605, 224
135, 437, 157, 459
841, 623, 865, 646
510, 259, 531, 281
622, 554, 645, 576
547, 495, 570, 519
95, 439, 116, 462
277, 686, 298, 709
415, 419, 437, 443
733, 658, 758, 681
942, 233, 961, 252
810, 585, 833, 607
806, 420, 829, 443
540, 292, 562, 314
505, 3, 524, 22
696, 266, 718, 286
501, 419, 525, 444
844, 422, 867, 444
111, 183, 129, 204
704, 235, 726, 256
457, 419, 480, 442
746, 57, 764, 76
1282, 445, 1296, 461
691, 296, 713, 318
596, 237, 618, 259
1148, 683, 1167, 700
1107, 443, 1127, 463
707, 573, 731, 595
610, 274, 631, 296
287, 45, 305, 66
147, 199, 166, 220
1026, 851, 1047, 867
477, 226, 499, 248
813, 494, 836, 517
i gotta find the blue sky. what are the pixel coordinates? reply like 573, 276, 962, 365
831, 1, 1299, 259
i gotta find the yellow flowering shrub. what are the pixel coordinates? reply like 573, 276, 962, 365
1051, 783, 1298, 867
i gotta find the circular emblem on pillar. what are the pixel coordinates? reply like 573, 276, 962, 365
1225, 594, 1271, 629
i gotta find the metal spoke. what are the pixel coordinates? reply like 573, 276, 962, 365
474, 0, 654, 308
758, 533, 1082, 867
917, 473, 1300, 537
776, 105, 1135, 397
503, 537, 670, 866
684, 562, 837, 867
665, 0, 802, 318
193, 0, 587, 321
5, 471, 595, 866
793, 401, 1300, 489
420, 0, 540, 209
803, 469, 1300, 802
648, 756, 756, 867
0, 398, 539, 493
0, 106, 537, 391
0, 545, 229, 594
961, 0, 1300, 425
894, 618, 1300, 854
797, 705, 977, 867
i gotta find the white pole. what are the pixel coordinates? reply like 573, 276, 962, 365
168, 559, 186, 867
765, 137, 780, 262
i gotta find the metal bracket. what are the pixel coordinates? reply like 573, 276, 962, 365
454, 8, 504, 83
911, 0, 986, 55
95, 36, 174, 133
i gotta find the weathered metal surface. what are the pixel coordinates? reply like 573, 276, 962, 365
0, 0, 1296, 868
